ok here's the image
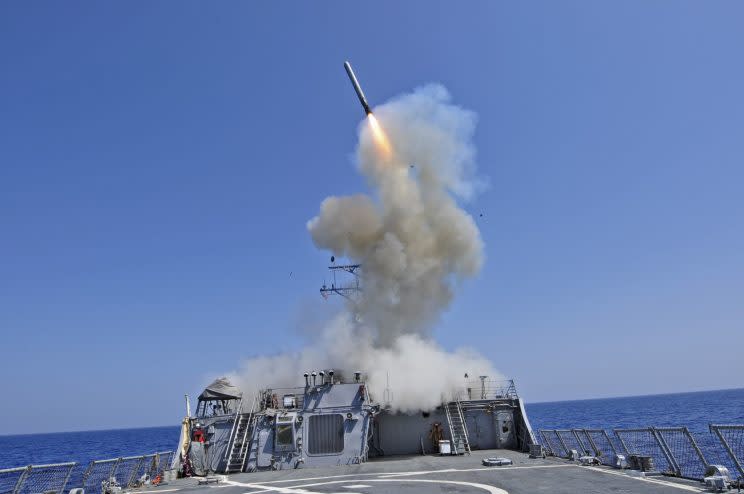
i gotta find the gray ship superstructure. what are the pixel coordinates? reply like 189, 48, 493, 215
176, 374, 535, 475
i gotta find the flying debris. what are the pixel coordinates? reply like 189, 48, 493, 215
343, 61, 372, 115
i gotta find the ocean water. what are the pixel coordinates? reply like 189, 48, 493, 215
0, 426, 180, 469
525, 387, 744, 435
0, 388, 742, 469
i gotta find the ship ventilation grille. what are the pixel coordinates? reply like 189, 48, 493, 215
308, 414, 344, 455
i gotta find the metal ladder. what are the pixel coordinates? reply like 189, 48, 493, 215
444, 399, 471, 455
225, 397, 257, 473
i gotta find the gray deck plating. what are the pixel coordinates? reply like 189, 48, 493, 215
142, 450, 708, 493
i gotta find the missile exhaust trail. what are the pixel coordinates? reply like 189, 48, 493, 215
343, 61, 372, 115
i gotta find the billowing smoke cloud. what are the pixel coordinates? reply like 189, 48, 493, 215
231, 84, 500, 412
309, 84, 485, 345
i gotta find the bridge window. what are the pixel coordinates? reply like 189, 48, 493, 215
276, 424, 294, 447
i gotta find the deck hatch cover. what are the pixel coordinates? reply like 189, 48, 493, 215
307, 414, 344, 454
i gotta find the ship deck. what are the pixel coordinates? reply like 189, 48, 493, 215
144, 450, 710, 493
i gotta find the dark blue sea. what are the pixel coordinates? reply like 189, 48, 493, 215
0, 388, 742, 469
526, 387, 744, 435
0, 426, 180, 469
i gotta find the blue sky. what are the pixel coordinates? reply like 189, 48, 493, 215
1, 2, 742, 434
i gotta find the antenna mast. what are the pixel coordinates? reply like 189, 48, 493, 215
319, 262, 361, 300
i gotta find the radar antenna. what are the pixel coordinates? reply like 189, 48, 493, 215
319, 261, 361, 300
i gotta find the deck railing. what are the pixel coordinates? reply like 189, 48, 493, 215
456, 379, 519, 402
81, 451, 174, 493
1, 451, 174, 494
536, 424, 744, 482
0, 462, 76, 494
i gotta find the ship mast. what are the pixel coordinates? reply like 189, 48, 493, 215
319, 261, 361, 300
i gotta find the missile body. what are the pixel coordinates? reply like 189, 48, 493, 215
343, 61, 372, 115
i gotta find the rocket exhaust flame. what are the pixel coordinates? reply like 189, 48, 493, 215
230, 76, 496, 413
367, 113, 391, 156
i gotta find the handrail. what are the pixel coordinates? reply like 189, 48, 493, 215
537, 426, 740, 481
442, 400, 457, 454
710, 424, 744, 479
0, 462, 77, 473
237, 395, 258, 460
223, 396, 244, 463
455, 396, 471, 454
0, 462, 78, 494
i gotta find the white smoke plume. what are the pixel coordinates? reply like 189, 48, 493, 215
231, 84, 500, 412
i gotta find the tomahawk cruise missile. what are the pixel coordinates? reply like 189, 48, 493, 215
343, 61, 372, 115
